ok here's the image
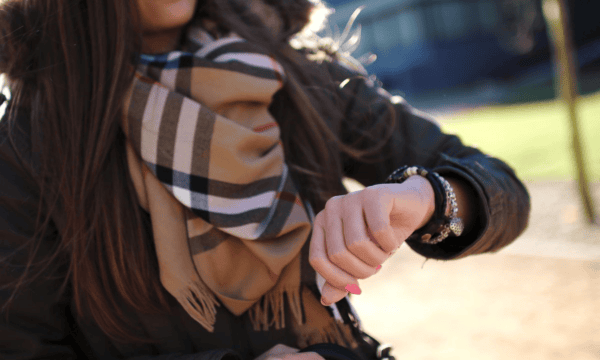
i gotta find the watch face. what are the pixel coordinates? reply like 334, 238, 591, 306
450, 217, 464, 236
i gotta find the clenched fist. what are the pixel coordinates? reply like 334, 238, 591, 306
309, 175, 435, 305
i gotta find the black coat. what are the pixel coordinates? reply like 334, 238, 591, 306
0, 61, 530, 360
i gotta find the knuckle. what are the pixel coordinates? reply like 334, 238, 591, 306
341, 191, 359, 207
361, 186, 382, 202
375, 239, 394, 253
369, 223, 389, 240
347, 240, 368, 256
359, 187, 375, 202
328, 249, 350, 265
324, 196, 340, 211
328, 251, 371, 279
370, 231, 394, 252
323, 268, 350, 289
371, 224, 389, 237
314, 211, 325, 224
328, 277, 348, 290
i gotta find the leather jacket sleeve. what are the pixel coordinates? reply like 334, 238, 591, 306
324, 60, 531, 260
0, 103, 242, 360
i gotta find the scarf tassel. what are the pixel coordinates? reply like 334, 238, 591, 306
296, 319, 360, 349
247, 285, 359, 350
248, 286, 303, 332
176, 280, 221, 332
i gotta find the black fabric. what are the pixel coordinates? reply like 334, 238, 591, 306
0, 59, 530, 359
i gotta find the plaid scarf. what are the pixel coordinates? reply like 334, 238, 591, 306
122, 25, 361, 348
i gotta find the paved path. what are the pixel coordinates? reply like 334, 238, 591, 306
346, 181, 600, 360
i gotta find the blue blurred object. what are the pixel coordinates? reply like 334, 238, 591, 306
323, 0, 600, 104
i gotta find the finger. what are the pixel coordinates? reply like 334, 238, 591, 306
309, 215, 359, 290
362, 191, 399, 254
342, 206, 390, 267
366, 225, 399, 256
325, 209, 378, 280
320, 281, 350, 306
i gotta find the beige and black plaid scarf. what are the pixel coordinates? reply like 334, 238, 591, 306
122, 24, 361, 348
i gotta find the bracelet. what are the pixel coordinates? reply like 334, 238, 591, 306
385, 166, 463, 244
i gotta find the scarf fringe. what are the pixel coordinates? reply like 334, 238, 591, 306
248, 286, 303, 332
296, 320, 360, 349
176, 280, 221, 332
288, 285, 304, 326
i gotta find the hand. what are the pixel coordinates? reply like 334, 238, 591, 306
254, 344, 325, 360
309, 175, 435, 305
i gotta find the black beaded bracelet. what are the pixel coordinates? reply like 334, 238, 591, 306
385, 166, 463, 244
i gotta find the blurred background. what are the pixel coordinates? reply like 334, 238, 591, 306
326, 0, 600, 110
325, 0, 600, 359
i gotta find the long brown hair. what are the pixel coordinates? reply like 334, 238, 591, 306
0, 0, 395, 344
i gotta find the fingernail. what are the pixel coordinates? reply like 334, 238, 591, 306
376, 265, 382, 271
321, 297, 330, 306
345, 284, 362, 295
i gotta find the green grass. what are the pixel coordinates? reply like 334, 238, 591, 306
440, 92, 600, 182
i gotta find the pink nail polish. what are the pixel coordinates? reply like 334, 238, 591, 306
345, 284, 362, 295
376, 265, 382, 271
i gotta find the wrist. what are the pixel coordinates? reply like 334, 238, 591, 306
404, 175, 435, 229
385, 165, 463, 245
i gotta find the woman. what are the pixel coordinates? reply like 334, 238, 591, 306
0, 0, 530, 359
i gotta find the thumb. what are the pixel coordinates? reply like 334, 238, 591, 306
320, 281, 350, 306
